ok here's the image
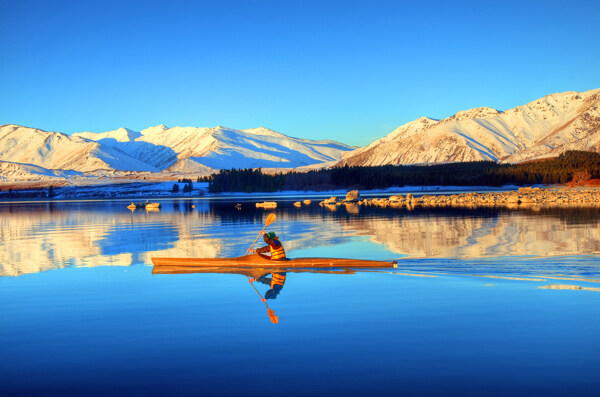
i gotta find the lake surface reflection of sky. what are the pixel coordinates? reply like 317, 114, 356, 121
1, 199, 599, 396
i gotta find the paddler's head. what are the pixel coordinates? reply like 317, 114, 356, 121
263, 231, 277, 243
265, 289, 279, 300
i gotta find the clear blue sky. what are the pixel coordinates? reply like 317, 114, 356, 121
1, 0, 598, 146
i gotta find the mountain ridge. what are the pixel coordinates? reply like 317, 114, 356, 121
338, 88, 600, 167
1, 88, 599, 183
0, 123, 355, 181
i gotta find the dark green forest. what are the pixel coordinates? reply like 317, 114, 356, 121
207, 151, 600, 193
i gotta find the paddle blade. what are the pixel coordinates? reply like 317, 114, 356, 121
265, 213, 276, 227
268, 308, 279, 324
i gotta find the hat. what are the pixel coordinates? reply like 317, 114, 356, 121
265, 231, 277, 239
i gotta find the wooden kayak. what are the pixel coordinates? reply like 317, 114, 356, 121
151, 254, 396, 269
151, 265, 361, 278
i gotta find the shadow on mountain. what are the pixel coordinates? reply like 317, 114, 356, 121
192, 129, 348, 169
97, 139, 178, 170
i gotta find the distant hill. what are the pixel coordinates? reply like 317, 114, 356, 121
338, 88, 600, 166
0, 124, 355, 181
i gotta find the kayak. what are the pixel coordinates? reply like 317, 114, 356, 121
151, 265, 361, 278
151, 254, 396, 268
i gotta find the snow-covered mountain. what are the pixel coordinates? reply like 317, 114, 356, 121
339, 88, 600, 166
0, 124, 158, 174
73, 125, 354, 171
2, 88, 599, 183
0, 124, 355, 181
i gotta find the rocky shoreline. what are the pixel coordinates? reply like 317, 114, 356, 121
319, 187, 600, 209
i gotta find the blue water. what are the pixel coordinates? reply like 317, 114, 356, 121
1, 199, 599, 396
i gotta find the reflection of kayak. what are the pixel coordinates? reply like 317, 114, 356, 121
151, 254, 396, 268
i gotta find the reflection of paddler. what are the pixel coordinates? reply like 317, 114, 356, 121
245, 214, 280, 324
249, 231, 286, 260
250, 272, 287, 300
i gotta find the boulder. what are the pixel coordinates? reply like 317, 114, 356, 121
256, 201, 277, 208
345, 190, 361, 202
506, 193, 521, 204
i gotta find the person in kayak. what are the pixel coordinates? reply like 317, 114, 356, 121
248, 231, 287, 300
251, 272, 287, 300
249, 231, 286, 261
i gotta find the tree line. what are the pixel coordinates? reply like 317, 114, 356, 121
172, 178, 194, 193
207, 151, 600, 193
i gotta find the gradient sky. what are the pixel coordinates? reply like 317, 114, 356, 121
1, 0, 598, 146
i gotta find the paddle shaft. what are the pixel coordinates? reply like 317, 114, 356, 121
245, 213, 276, 255
245, 225, 268, 255
248, 279, 269, 308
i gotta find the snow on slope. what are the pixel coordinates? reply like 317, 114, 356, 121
340, 88, 600, 166
73, 126, 177, 170
0, 124, 111, 172
0, 124, 161, 173
191, 127, 354, 170
74, 127, 141, 143
1, 124, 354, 180
0, 160, 83, 181
73, 125, 355, 172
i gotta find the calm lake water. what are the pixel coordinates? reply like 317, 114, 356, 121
1, 197, 600, 396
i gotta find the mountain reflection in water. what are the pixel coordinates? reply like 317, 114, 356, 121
1, 199, 599, 277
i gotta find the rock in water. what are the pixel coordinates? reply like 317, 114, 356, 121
345, 190, 361, 202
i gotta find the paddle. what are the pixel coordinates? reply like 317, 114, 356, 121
247, 278, 279, 324
245, 213, 276, 255
245, 213, 279, 324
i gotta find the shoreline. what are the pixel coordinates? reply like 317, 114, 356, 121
319, 186, 600, 209
1, 180, 599, 208
0, 183, 529, 202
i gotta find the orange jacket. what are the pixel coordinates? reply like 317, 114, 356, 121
256, 238, 286, 260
